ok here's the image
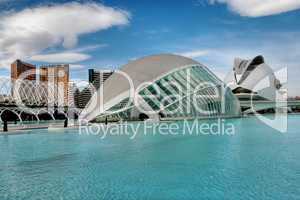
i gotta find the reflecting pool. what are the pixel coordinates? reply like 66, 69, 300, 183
0, 116, 299, 200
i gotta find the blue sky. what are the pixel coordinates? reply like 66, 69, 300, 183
0, 0, 300, 96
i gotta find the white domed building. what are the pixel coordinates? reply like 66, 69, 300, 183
80, 54, 240, 122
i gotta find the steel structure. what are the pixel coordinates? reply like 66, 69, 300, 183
0, 77, 81, 122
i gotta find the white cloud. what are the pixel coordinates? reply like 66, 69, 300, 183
69, 64, 85, 69
28, 44, 108, 64
0, 2, 130, 68
71, 44, 108, 53
179, 50, 210, 58
210, 0, 300, 17
30, 52, 91, 63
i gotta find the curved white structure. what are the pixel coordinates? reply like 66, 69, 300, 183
224, 55, 282, 101
80, 54, 240, 122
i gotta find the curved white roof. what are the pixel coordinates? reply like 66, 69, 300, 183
80, 54, 205, 121
225, 55, 282, 101
102, 54, 200, 103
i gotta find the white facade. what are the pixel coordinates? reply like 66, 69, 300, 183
224, 55, 282, 101
80, 54, 240, 122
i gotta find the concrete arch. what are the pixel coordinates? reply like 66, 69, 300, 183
37, 109, 55, 120
54, 110, 68, 120
20, 110, 40, 121
66, 107, 82, 120
0, 108, 22, 122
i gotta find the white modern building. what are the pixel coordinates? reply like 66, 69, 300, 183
80, 54, 240, 122
224, 55, 282, 101
224, 55, 288, 113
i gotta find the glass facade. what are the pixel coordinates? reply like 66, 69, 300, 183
95, 65, 240, 122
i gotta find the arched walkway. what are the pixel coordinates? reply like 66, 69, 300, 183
38, 112, 55, 120
139, 113, 149, 121
0, 108, 22, 122
54, 110, 68, 120
0, 106, 82, 123
20, 111, 39, 121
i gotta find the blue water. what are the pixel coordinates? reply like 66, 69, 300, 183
0, 116, 299, 200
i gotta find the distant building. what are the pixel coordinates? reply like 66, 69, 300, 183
88, 69, 114, 90
74, 88, 81, 108
72, 69, 113, 109
75, 87, 93, 109
225, 55, 282, 102
224, 55, 286, 113
40, 64, 69, 106
11, 59, 36, 101
72, 69, 113, 108
68, 83, 77, 108
11, 59, 36, 81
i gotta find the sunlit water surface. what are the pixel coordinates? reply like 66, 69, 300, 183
0, 116, 299, 200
